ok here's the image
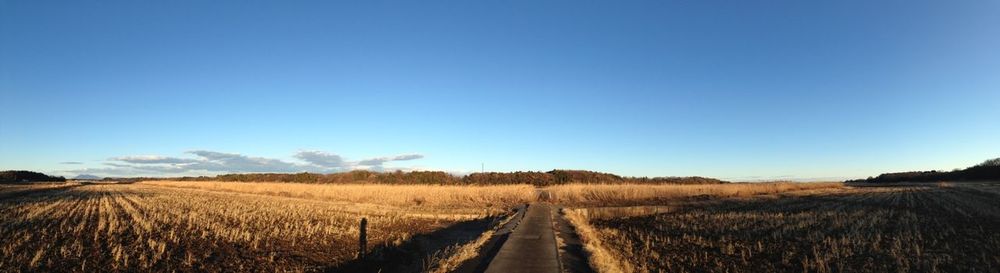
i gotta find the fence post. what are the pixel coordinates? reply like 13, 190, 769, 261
358, 217, 368, 260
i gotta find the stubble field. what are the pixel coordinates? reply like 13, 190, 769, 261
563, 182, 1000, 273
0, 182, 534, 272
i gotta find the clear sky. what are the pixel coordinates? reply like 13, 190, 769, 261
2, 1, 998, 180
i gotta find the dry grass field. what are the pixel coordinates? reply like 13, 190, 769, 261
546, 182, 844, 207
0, 182, 532, 273
142, 181, 536, 214
8, 180, 1000, 273
566, 182, 1000, 273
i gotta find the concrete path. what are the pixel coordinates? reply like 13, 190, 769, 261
483, 202, 561, 273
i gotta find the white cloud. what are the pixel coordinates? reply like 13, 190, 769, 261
63, 150, 426, 177
357, 154, 424, 166
110, 155, 199, 164
294, 151, 347, 170
186, 150, 308, 173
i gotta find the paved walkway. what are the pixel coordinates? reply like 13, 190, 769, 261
483, 202, 561, 273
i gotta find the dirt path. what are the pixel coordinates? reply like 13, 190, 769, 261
483, 202, 562, 273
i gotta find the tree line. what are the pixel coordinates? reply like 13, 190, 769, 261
846, 158, 1000, 183
0, 170, 66, 183
137, 169, 727, 186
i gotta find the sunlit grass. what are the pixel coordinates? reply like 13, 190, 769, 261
546, 182, 844, 207
0, 182, 530, 272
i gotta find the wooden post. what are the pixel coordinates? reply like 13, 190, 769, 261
358, 217, 368, 259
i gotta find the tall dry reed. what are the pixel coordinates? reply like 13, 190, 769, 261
141, 181, 537, 210
546, 182, 844, 206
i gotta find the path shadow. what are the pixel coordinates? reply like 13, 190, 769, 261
324, 214, 505, 273
451, 204, 527, 273
554, 207, 597, 273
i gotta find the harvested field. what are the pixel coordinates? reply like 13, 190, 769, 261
0, 182, 79, 199
0, 182, 529, 272
567, 182, 1000, 273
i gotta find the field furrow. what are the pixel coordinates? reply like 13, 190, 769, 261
0, 182, 524, 272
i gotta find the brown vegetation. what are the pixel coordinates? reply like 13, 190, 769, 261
546, 182, 844, 207
0, 182, 528, 272
568, 182, 1000, 273
564, 209, 629, 273
141, 181, 535, 213
426, 212, 518, 273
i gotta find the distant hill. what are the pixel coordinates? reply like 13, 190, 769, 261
138, 169, 728, 186
847, 158, 1000, 183
72, 174, 102, 180
0, 170, 67, 183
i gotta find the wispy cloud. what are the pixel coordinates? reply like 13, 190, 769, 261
357, 154, 424, 166
294, 151, 347, 170
110, 155, 199, 164
59, 161, 83, 165
64, 167, 145, 176
186, 150, 308, 173
63, 150, 425, 177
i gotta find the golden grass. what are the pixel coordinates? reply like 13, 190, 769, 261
564, 208, 631, 273
141, 181, 536, 213
545, 182, 845, 206
0, 183, 517, 272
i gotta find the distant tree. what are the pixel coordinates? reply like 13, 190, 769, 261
977, 158, 1000, 167
124, 169, 728, 185
0, 170, 67, 183
849, 157, 1000, 183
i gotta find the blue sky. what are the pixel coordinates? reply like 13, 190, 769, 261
1, 1, 998, 180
